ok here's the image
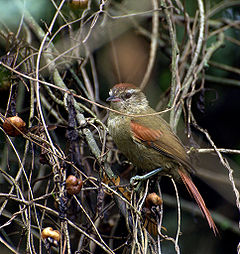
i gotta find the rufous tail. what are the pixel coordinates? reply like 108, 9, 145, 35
178, 169, 218, 235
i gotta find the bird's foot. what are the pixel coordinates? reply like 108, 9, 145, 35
130, 167, 163, 187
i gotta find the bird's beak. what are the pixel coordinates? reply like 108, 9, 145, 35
106, 95, 121, 102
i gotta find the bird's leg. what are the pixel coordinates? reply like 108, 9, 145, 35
130, 167, 163, 187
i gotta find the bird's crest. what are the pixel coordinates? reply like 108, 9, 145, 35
113, 83, 138, 90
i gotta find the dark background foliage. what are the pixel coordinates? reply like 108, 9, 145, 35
0, 0, 239, 253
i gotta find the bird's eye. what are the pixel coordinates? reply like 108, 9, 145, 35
125, 92, 132, 99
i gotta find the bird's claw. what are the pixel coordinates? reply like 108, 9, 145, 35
130, 175, 142, 187
130, 168, 164, 190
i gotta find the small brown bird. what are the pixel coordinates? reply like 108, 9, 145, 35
107, 83, 218, 235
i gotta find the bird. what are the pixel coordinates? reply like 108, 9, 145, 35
107, 82, 218, 235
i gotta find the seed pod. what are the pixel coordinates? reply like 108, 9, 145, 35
68, 0, 88, 9
3, 116, 26, 136
41, 227, 61, 242
66, 175, 83, 195
145, 193, 162, 209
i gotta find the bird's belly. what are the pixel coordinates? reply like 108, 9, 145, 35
108, 115, 175, 173
113, 135, 174, 173
124, 141, 173, 171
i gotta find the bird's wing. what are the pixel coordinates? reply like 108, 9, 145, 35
130, 119, 192, 170
130, 119, 218, 235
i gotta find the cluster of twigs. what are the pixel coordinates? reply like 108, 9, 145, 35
0, 0, 240, 253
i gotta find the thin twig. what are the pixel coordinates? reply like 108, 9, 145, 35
171, 0, 205, 132
140, 0, 159, 90
170, 178, 181, 254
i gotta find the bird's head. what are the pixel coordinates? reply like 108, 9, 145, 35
107, 83, 148, 113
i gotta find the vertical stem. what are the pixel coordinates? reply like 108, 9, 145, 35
161, 0, 180, 131
171, 0, 205, 132
140, 0, 159, 90
171, 178, 181, 254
